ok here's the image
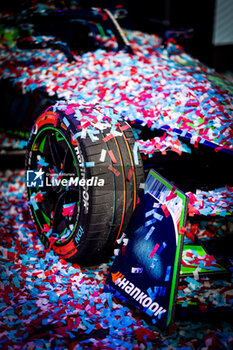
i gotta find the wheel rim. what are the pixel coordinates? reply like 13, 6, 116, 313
27, 127, 80, 244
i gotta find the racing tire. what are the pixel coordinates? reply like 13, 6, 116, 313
25, 103, 144, 265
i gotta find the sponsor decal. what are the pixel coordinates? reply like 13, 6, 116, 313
75, 226, 84, 244
112, 271, 167, 318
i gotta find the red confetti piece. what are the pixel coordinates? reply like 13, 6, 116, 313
149, 243, 160, 258
179, 226, 186, 235
127, 167, 135, 181
45, 237, 57, 253
119, 124, 130, 132
65, 107, 75, 115
166, 187, 177, 201
103, 134, 114, 142
62, 204, 75, 217
34, 192, 44, 203
108, 149, 117, 163
161, 204, 170, 217
108, 164, 120, 176
45, 266, 58, 277
41, 224, 51, 233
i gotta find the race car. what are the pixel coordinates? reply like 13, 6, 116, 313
0, 8, 232, 264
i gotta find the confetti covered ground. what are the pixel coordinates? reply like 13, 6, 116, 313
1, 169, 233, 349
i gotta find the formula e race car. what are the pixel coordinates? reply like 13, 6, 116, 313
0, 7, 233, 265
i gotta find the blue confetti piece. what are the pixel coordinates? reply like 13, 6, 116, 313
164, 265, 172, 281
153, 211, 163, 221
145, 218, 157, 227
145, 308, 153, 317
144, 226, 155, 240
49, 292, 59, 303
63, 117, 70, 127
37, 157, 49, 167
156, 241, 167, 255
145, 209, 155, 218
186, 276, 202, 288
81, 161, 95, 167
30, 197, 39, 211
12, 277, 20, 288
147, 287, 156, 299
84, 324, 95, 334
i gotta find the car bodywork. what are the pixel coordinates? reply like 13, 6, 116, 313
1, 8, 233, 155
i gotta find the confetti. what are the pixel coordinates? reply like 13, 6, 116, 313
1, 27, 233, 156
81, 161, 95, 168
1, 10, 233, 348
144, 226, 155, 241
99, 149, 107, 162
108, 164, 120, 177
187, 186, 233, 216
149, 243, 160, 258
108, 150, 117, 164
165, 266, 172, 282
126, 167, 135, 182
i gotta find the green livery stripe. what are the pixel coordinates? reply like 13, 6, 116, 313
147, 169, 188, 327
39, 134, 47, 153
